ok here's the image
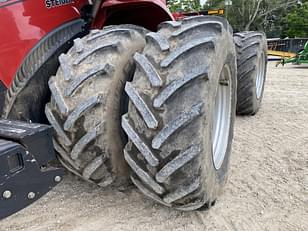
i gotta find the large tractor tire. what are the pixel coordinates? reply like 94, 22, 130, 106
46, 25, 146, 186
234, 31, 267, 115
122, 16, 237, 210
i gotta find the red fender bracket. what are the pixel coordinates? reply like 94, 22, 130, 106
92, 0, 174, 31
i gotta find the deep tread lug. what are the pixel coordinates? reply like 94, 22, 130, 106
153, 69, 208, 108
70, 123, 103, 160
65, 64, 113, 97
74, 38, 84, 53
172, 21, 222, 37
125, 82, 158, 129
49, 77, 69, 115
124, 150, 165, 195
53, 139, 80, 170
122, 114, 159, 167
133, 53, 163, 87
161, 38, 215, 68
97, 172, 114, 187
45, 105, 71, 146
152, 103, 203, 149
64, 94, 102, 131
155, 144, 201, 183
131, 175, 170, 207
158, 21, 182, 30
73, 42, 120, 66
163, 178, 200, 204
59, 54, 72, 81
86, 28, 132, 42
146, 32, 170, 51
82, 156, 104, 180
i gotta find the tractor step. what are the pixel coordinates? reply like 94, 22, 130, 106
0, 120, 64, 220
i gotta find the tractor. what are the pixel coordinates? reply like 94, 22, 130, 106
0, 0, 267, 218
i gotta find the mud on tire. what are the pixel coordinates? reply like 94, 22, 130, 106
234, 31, 268, 115
122, 16, 237, 210
46, 25, 146, 186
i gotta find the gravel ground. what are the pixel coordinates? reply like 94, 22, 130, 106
1, 63, 308, 231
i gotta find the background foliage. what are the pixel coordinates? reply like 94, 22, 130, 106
167, 0, 202, 12
167, 0, 308, 38
285, 2, 308, 37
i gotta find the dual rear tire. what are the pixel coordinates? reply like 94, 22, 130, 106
3, 17, 267, 210
46, 17, 238, 209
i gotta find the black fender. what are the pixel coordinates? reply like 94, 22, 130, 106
2, 19, 87, 123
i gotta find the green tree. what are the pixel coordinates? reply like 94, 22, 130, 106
167, 0, 307, 38
167, 0, 201, 12
203, 0, 225, 10
203, 0, 301, 33
285, 2, 308, 37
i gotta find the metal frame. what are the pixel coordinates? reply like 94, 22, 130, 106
0, 120, 64, 220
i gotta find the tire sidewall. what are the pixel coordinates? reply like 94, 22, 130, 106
253, 43, 268, 113
201, 47, 237, 202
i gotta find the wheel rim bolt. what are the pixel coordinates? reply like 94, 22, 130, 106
3, 190, 12, 199
28, 192, 36, 200
54, 176, 62, 182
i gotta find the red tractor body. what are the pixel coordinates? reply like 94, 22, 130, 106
0, 0, 172, 89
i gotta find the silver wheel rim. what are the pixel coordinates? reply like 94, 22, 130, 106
256, 52, 265, 99
212, 65, 232, 170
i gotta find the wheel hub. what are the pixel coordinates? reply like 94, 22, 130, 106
256, 52, 266, 99
212, 65, 232, 170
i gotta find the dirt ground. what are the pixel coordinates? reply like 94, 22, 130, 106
2, 63, 308, 231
